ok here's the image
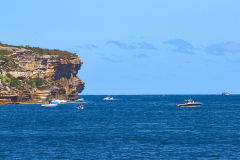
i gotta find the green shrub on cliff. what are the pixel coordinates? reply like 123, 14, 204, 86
0, 74, 5, 85
0, 49, 12, 55
35, 77, 47, 86
6, 74, 21, 89
0, 73, 22, 89
0, 56, 19, 71
26, 77, 47, 88
0, 74, 11, 83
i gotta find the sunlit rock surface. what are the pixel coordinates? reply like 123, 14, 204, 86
0, 43, 85, 104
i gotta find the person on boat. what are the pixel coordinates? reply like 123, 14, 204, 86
78, 104, 84, 109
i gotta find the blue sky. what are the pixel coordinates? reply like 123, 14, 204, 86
1, 0, 240, 94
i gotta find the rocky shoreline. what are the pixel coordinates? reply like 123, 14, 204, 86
0, 43, 85, 104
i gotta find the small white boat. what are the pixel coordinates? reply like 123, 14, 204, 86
175, 99, 202, 107
59, 99, 67, 103
67, 101, 77, 103
41, 99, 67, 107
75, 98, 84, 102
103, 96, 115, 100
51, 99, 67, 104
41, 104, 58, 107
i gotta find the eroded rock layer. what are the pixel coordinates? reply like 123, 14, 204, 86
0, 43, 85, 104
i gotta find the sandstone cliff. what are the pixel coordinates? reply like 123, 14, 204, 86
0, 43, 85, 104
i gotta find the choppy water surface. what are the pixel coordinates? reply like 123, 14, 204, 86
1, 95, 240, 159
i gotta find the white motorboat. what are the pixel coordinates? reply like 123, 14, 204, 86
51, 99, 67, 104
103, 96, 115, 100
75, 98, 84, 102
41, 103, 58, 107
41, 99, 67, 107
175, 99, 202, 107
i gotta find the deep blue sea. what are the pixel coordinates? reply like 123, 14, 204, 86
1, 95, 240, 160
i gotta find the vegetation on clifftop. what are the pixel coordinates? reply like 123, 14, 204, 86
0, 41, 77, 59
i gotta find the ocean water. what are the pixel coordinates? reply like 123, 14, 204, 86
1, 95, 240, 160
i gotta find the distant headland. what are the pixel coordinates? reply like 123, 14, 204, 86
0, 42, 85, 104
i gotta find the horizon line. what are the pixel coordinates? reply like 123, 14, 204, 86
79, 94, 239, 95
